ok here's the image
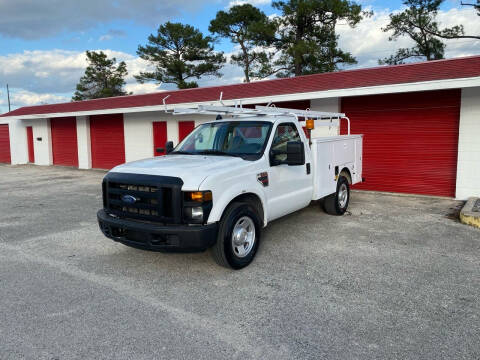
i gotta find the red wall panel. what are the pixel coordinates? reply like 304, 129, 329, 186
90, 114, 125, 169
0, 124, 11, 163
51, 117, 78, 167
178, 121, 195, 143
341, 89, 460, 197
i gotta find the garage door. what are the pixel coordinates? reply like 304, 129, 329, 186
90, 114, 125, 169
26, 127, 34, 163
51, 117, 78, 167
153, 121, 167, 156
0, 124, 11, 163
341, 89, 460, 197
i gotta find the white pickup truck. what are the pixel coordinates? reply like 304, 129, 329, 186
97, 105, 363, 269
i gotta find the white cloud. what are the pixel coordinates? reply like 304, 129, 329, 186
227, 0, 270, 8
0, 49, 152, 95
0, 90, 69, 109
124, 83, 164, 94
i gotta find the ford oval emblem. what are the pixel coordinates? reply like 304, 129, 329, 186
121, 195, 137, 204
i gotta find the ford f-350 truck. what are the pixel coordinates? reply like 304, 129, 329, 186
98, 105, 363, 269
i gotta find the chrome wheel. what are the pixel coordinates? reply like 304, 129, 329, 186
338, 183, 348, 208
231, 216, 255, 258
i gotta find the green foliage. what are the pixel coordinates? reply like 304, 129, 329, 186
379, 0, 463, 65
271, 0, 367, 77
136, 22, 225, 89
209, 4, 277, 82
72, 51, 128, 101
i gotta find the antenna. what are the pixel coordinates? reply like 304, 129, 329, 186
219, 91, 224, 106
6, 84, 11, 112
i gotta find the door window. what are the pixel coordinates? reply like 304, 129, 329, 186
271, 123, 301, 162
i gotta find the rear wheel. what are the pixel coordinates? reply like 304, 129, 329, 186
323, 176, 350, 215
212, 202, 261, 269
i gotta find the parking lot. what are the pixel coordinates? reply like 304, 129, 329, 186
0, 164, 479, 360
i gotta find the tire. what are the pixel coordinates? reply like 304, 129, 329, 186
211, 202, 261, 269
323, 175, 350, 215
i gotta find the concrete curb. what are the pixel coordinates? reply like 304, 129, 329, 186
460, 197, 480, 229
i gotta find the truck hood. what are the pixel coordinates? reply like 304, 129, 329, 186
110, 155, 245, 190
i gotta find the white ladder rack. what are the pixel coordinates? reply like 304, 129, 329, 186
173, 104, 350, 134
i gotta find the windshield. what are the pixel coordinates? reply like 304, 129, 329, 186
172, 121, 272, 158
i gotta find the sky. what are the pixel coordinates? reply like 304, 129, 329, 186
0, 0, 479, 114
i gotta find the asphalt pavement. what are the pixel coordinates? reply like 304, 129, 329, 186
0, 164, 478, 360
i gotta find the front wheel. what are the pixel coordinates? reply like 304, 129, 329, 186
323, 176, 350, 215
211, 202, 261, 269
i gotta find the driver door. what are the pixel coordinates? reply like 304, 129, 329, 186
265, 122, 313, 221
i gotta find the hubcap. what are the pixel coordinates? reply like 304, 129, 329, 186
338, 183, 348, 208
231, 216, 255, 258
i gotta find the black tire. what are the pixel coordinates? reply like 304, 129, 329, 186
323, 176, 350, 215
211, 202, 261, 269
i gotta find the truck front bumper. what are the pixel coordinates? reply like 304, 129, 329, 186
97, 209, 218, 252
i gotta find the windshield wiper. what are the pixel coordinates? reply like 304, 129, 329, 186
169, 150, 194, 155
196, 150, 242, 157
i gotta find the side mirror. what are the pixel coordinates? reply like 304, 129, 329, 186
270, 141, 305, 166
165, 141, 174, 154
285, 141, 305, 166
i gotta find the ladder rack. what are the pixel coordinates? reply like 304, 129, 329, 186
173, 104, 350, 134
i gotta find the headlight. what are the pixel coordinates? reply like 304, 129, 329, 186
183, 191, 212, 224
184, 206, 203, 221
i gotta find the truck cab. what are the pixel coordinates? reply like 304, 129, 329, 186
98, 105, 363, 269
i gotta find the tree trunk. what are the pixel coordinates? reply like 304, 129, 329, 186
240, 42, 250, 83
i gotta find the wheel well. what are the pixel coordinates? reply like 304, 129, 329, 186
340, 168, 352, 184
227, 193, 265, 225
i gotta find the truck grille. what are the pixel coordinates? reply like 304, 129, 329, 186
102, 172, 183, 224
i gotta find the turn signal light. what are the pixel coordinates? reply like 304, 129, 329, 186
186, 191, 212, 202
306, 119, 315, 130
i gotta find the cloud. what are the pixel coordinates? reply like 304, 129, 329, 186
0, 49, 150, 113
0, 50, 87, 94
336, 6, 480, 68
99, 29, 127, 42
227, 0, 270, 8
0, 90, 69, 109
0, 0, 210, 40
0, 49, 151, 95
124, 83, 164, 94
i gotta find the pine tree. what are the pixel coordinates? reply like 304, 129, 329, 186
270, 0, 367, 77
379, 0, 464, 65
209, 4, 277, 82
72, 51, 128, 101
136, 22, 225, 89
